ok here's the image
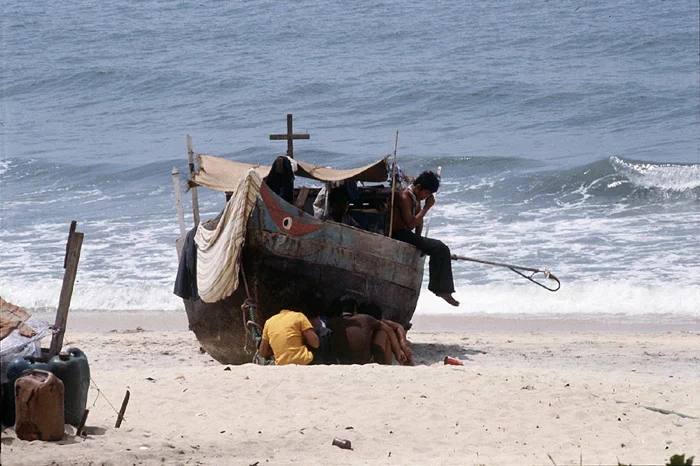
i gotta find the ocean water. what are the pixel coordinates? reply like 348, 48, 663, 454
2, 0, 699, 323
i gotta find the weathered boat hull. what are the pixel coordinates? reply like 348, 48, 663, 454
184, 184, 425, 364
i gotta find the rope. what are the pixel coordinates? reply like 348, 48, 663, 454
239, 264, 263, 360
451, 254, 561, 292
62, 337, 127, 425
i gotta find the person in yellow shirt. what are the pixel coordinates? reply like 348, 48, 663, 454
259, 308, 320, 365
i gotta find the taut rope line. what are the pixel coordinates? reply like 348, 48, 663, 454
451, 254, 561, 292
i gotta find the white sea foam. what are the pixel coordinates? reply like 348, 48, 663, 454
416, 281, 700, 318
429, 200, 700, 287
0, 159, 11, 177
611, 156, 700, 191
2, 277, 698, 321
0, 278, 184, 312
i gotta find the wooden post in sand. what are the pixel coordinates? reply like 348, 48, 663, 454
187, 134, 200, 227
49, 222, 84, 358
115, 390, 130, 428
76, 409, 90, 437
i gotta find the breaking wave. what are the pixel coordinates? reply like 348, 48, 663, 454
610, 156, 700, 192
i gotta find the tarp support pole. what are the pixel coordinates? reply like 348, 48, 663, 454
187, 134, 200, 226
172, 167, 187, 237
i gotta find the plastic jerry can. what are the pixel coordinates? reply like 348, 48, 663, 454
49, 348, 90, 426
1, 356, 50, 427
15, 370, 65, 441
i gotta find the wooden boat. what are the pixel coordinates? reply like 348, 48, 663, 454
178, 148, 426, 365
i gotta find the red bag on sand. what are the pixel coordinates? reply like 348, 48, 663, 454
15, 370, 65, 441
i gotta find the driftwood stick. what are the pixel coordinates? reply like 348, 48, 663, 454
115, 390, 130, 428
50, 227, 84, 358
642, 405, 697, 419
76, 408, 90, 436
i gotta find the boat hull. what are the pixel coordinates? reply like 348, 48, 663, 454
183, 184, 425, 364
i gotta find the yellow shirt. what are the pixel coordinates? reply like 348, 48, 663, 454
262, 310, 314, 365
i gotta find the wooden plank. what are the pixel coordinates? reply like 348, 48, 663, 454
187, 134, 200, 226
294, 186, 310, 209
49, 230, 84, 357
269, 134, 310, 140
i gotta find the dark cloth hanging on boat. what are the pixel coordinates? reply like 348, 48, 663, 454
264, 156, 294, 204
174, 227, 199, 301
344, 179, 360, 202
391, 229, 455, 295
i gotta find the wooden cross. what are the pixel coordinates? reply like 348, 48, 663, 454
269, 114, 310, 159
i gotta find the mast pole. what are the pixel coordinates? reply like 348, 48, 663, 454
387, 131, 399, 238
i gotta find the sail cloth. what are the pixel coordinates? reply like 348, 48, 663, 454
194, 169, 262, 303
189, 154, 388, 193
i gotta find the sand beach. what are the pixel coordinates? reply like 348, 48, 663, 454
2, 312, 698, 466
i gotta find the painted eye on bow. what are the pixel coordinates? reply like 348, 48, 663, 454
282, 217, 293, 230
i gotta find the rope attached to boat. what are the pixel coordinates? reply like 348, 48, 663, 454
451, 254, 561, 292
239, 265, 262, 360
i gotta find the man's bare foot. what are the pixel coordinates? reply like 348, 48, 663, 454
438, 293, 460, 307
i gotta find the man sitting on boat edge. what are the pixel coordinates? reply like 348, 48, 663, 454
391, 170, 459, 307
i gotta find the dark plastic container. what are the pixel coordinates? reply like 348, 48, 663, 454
1, 356, 50, 427
49, 348, 90, 426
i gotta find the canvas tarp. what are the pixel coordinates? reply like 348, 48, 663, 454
194, 169, 262, 303
189, 154, 388, 193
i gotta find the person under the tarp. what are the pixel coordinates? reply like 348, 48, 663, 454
391, 170, 459, 307
321, 186, 361, 228
264, 156, 295, 204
